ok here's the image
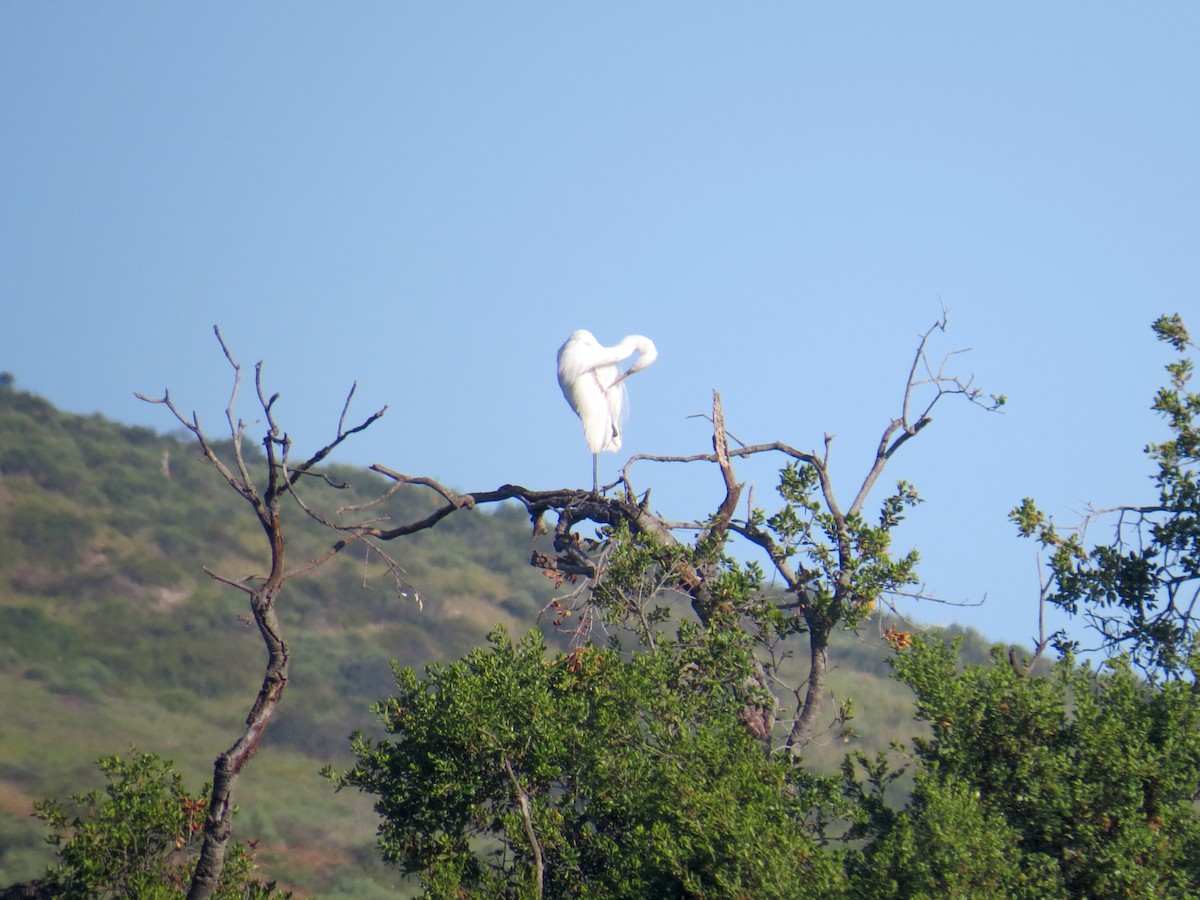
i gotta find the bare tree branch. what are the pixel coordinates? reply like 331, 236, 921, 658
502, 756, 544, 898
1011, 556, 1055, 678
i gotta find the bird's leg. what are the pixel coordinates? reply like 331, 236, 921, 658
592, 453, 599, 494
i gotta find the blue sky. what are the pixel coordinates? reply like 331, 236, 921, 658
2, 4, 1197, 648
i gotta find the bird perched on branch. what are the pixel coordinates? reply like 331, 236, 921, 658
556, 330, 658, 492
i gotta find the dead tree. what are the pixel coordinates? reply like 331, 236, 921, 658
138, 328, 394, 900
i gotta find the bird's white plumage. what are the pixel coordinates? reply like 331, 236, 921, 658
557, 330, 658, 454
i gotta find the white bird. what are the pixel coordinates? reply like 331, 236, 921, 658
557, 330, 658, 492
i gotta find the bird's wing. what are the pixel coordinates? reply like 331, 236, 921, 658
603, 377, 628, 452
559, 361, 621, 453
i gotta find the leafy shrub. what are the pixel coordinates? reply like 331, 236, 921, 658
30, 750, 289, 899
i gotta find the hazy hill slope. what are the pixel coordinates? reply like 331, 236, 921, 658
0, 381, 1001, 895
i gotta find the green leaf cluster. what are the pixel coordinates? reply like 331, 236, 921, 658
765, 463, 922, 629
587, 521, 688, 643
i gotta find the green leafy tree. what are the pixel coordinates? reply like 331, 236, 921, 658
845, 637, 1200, 899
27, 750, 286, 899
1012, 314, 1200, 673
328, 627, 847, 899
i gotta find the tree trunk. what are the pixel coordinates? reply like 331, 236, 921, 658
187, 588, 289, 900
788, 623, 830, 754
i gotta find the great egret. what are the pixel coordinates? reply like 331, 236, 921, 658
556, 330, 658, 491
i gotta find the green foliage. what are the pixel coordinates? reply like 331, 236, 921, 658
31, 750, 287, 899
761, 463, 922, 631
1152, 312, 1191, 351
846, 637, 1200, 898
328, 627, 847, 898
848, 771, 1053, 899
1013, 314, 1200, 672
587, 521, 688, 643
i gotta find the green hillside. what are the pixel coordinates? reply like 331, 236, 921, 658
0, 380, 1001, 896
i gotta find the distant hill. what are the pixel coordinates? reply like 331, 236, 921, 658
0, 380, 1006, 896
